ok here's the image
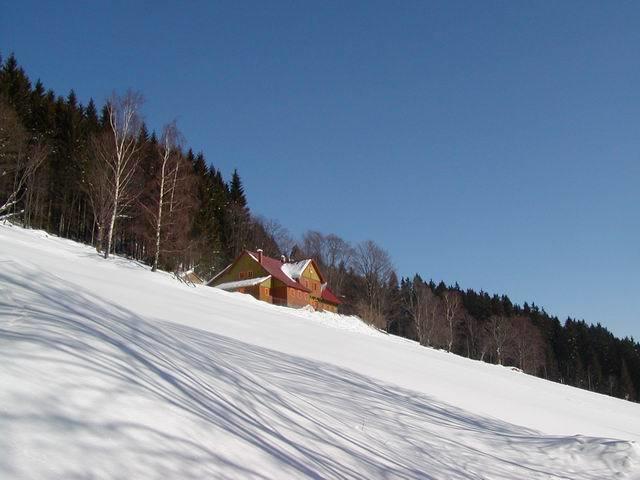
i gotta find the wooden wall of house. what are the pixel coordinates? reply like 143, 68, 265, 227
236, 285, 258, 297
212, 254, 336, 312
299, 263, 322, 298
286, 287, 310, 308
234, 282, 272, 303
258, 284, 272, 303
270, 278, 288, 304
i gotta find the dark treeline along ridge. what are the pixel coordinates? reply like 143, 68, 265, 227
1, 54, 638, 402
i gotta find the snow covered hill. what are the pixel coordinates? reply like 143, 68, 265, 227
1, 223, 639, 479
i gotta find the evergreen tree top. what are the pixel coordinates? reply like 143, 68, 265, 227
3, 53, 18, 73
85, 99, 98, 121
67, 89, 77, 108
99, 104, 109, 127
229, 169, 247, 207
33, 79, 45, 96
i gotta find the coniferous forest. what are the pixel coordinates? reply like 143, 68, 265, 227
1, 54, 639, 402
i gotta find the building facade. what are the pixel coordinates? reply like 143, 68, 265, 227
207, 250, 341, 312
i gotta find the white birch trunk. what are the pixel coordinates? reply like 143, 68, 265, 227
104, 175, 119, 259
103, 92, 142, 259
169, 162, 179, 216
152, 143, 170, 272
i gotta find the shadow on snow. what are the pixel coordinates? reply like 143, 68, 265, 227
0, 263, 630, 479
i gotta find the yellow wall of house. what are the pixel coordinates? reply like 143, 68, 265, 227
212, 254, 337, 312
213, 253, 269, 286
300, 263, 322, 297
302, 263, 320, 281
235, 281, 272, 303
258, 284, 272, 302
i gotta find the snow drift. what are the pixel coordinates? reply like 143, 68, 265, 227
1, 224, 639, 479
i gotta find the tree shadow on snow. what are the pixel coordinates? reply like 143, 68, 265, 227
0, 264, 630, 480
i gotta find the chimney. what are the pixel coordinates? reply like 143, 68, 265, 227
257, 249, 263, 264
280, 254, 286, 263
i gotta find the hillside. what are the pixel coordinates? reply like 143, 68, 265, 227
1, 223, 639, 479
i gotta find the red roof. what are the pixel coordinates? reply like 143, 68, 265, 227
321, 286, 342, 305
248, 252, 341, 304
247, 251, 311, 292
211, 250, 342, 305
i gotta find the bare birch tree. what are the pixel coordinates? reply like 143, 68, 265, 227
150, 122, 183, 271
0, 144, 47, 220
405, 279, 438, 346
485, 315, 514, 365
300, 230, 354, 294
0, 101, 47, 220
255, 216, 295, 257
511, 315, 545, 373
352, 240, 394, 328
85, 131, 114, 252
102, 90, 143, 259
406, 281, 428, 344
301, 230, 325, 262
323, 233, 354, 294
442, 290, 463, 352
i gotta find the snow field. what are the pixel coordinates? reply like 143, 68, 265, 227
1, 223, 639, 479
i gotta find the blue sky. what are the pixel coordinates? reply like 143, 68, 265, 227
2, 1, 639, 338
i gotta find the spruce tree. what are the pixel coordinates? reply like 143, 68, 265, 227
229, 168, 247, 207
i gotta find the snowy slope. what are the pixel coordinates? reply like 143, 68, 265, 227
1, 224, 639, 479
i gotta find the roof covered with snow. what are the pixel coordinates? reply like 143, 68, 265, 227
214, 275, 271, 291
280, 259, 311, 281
247, 251, 311, 291
211, 250, 333, 294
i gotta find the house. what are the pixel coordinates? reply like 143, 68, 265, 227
207, 249, 341, 312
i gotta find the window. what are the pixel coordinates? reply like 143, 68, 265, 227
247, 271, 253, 278
239, 271, 246, 280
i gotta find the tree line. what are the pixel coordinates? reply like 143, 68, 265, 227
1, 54, 638, 402
293, 230, 640, 402
0, 54, 283, 278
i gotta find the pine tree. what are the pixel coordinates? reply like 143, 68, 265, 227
0, 54, 32, 119
228, 168, 247, 207
225, 168, 250, 258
